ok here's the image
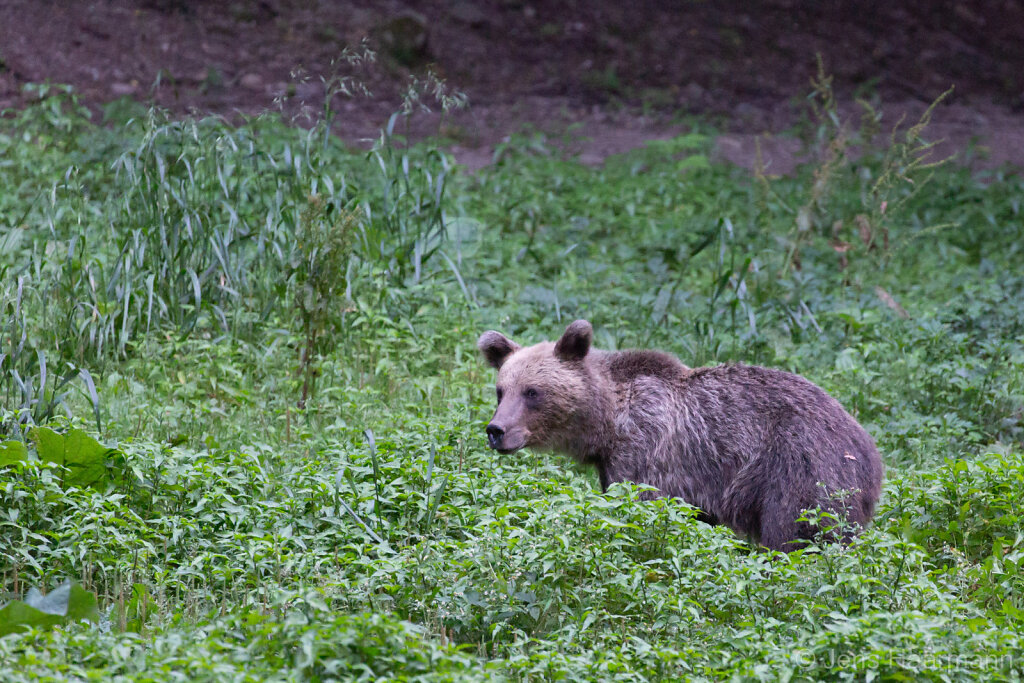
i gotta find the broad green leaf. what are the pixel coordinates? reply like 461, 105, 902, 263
30, 426, 65, 467
63, 428, 111, 488
0, 582, 99, 637
0, 440, 28, 467
27, 427, 114, 489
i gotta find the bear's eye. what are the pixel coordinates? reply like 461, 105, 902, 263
524, 387, 539, 401
495, 387, 504, 402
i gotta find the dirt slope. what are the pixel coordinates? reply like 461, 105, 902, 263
1, 1, 1022, 170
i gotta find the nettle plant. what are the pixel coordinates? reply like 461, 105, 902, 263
289, 194, 357, 409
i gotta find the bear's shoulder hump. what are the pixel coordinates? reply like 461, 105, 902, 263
603, 349, 688, 383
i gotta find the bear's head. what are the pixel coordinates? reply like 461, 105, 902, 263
477, 319, 593, 454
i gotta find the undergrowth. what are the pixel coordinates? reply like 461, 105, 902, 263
1, 75, 1023, 681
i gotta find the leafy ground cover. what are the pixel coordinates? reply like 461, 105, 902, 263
1, 82, 1023, 680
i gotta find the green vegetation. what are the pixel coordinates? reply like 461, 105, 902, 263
1, 81, 1023, 680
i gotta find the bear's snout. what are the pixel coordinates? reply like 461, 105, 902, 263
486, 422, 527, 453
486, 423, 505, 449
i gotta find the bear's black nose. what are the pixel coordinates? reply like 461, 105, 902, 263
486, 424, 504, 449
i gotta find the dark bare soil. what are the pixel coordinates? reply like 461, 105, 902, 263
2, 1, 1023, 170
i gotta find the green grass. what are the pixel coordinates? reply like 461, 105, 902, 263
1, 83, 1023, 680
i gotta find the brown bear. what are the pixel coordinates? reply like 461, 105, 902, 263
477, 319, 883, 551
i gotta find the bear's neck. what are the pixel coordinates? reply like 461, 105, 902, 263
561, 419, 622, 494
559, 363, 620, 467
560, 348, 692, 488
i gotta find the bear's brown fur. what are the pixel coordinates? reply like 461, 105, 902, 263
478, 319, 884, 551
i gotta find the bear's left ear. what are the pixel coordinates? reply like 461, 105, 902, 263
478, 331, 520, 369
554, 319, 592, 361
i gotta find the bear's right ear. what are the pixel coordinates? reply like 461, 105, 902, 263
477, 331, 520, 369
554, 319, 592, 361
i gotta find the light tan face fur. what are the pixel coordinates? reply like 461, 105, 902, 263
478, 320, 594, 455
488, 342, 585, 453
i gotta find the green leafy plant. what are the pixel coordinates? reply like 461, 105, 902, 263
779, 56, 954, 275
290, 195, 356, 408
